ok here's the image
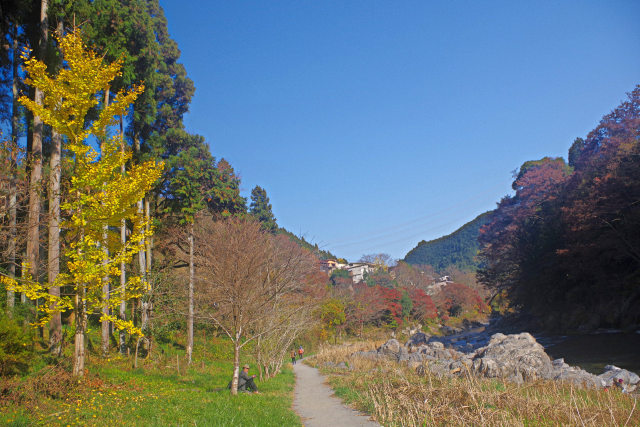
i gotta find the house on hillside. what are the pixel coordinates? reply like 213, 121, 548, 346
346, 263, 372, 283
319, 259, 347, 274
319, 259, 337, 273
426, 276, 453, 295
320, 260, 374, 283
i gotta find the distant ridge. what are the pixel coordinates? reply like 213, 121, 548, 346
403, 211, 493, 272
278, 228, 337, 261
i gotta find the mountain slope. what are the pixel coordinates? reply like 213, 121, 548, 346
403, 211, 493, 272
278, 228, 337, 260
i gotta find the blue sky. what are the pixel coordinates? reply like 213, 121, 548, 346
161, 0, 640, 263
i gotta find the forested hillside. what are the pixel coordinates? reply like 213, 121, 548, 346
478, 86, 640, 332
403, 212, 492, 272
278, 228, 337, 261
0, 1, 326, 396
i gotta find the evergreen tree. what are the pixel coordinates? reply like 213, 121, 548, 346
163, 130, 245, 364
249, 185, 277, 233
400, 289, 413, 319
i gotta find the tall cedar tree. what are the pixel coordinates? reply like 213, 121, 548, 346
249, 185, 277, 233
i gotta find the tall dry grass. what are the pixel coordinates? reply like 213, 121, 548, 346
313, 341, 639, 426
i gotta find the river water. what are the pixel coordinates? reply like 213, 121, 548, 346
541, 331, 640, 375
436, 324, 640, 376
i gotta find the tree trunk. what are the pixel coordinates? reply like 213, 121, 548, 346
256, 335, 264, 381
101, 229, 110, 358
186, 223, 194, 364
138, 197, 149, 355
119, 116, 127, 354
48, 18, 63, 356
72, 290, 86, 377
119, 217, 127, 354
26, 0, 48, 292
135, 128, 149, 338
72, 220, 86, 377
101, 89, 110, 358
7, 168, 17, 314
48, 128, 62, 352
139, 198, 148, 331
144, 198, 153, 356
231, 340, 240, 395
7, 23, 19, 315
145, 198, 152, 270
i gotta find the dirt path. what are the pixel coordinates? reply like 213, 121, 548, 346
293, 361, 379, 427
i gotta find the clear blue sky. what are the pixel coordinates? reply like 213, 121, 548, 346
161, 0, 640, 263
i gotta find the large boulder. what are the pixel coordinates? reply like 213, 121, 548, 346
550, 359, 604, 388
471, 332, 554, 382
415, 341, 463, 361
598, 365, 640, 391
405, 332, 429, 352
377, 339, 408, 361
378, 338, 402, 354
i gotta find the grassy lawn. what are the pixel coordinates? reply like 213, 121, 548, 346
0, 333, 301, 426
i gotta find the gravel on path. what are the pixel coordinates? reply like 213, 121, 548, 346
292, 361, 379, 427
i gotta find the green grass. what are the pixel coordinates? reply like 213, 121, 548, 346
0, 334, 301, 426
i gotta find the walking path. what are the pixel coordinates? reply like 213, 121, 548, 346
292, 361, 379, 427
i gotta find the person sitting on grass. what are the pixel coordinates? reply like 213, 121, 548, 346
237, 364, 259, 393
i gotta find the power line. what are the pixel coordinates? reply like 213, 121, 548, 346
325, 186, 501, 249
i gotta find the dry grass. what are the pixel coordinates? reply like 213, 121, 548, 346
0, 363, 80, 409
313, 341, 639, 426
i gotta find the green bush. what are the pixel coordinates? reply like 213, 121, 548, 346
0, 313, 35, 376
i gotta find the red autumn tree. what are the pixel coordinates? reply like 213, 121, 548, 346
432, 282, 488, 317
378, 286, 403, 326
406, 287, 437, 321
346, 283, 386, 335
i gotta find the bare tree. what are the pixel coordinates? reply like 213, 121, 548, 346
1, 141, 28, 313
358, 253, 395, 269
193, 216, 315, 394
252, 293, 318, 380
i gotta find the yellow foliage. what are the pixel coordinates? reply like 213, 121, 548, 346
15, 30, 163, 337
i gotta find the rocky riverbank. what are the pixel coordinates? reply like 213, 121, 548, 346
349, 332, 640, 393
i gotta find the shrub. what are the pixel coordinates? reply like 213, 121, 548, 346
0, 313, 35, 376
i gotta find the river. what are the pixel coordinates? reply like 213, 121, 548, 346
541, 331, 640, 375
434, 323, 640, 376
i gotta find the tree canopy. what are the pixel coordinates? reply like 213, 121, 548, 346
478, 86, 640, 331
404, 212, 492, 272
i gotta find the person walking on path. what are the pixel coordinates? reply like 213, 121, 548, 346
298, 345, 304, 360
291, 349, 297, 365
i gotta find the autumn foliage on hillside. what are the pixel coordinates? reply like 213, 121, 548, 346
320, 259, 488, 337
406, 287, 438, 321
432, 283, 489, 319
479, 85, 640, 331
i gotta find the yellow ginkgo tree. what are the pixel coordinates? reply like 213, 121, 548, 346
1, 30, 163, 377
